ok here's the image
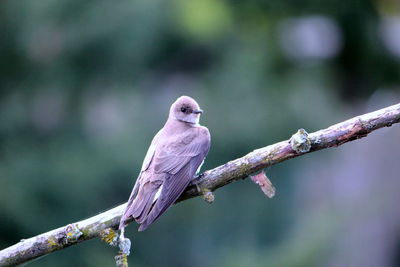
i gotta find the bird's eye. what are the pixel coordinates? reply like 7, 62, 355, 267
181, 107, 187, 113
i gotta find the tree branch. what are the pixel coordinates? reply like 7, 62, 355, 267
1, 103, 399, 267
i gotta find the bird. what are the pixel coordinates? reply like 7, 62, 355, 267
119, 96, 211, 235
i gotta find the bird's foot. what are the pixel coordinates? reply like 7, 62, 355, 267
195, 183, 214, 203
193, 172, 214, 203
194, 172, 205, 180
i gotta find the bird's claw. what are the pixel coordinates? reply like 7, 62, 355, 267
195, 183, 215, 203
194, 172, 205, 180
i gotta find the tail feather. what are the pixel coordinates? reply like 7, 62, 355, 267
119, 181, 160, 230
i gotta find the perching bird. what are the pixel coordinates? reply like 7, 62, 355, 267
119, 96, 211, 234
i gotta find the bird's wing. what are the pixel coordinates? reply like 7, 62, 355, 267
140, 129, 162, 172
138, 127, 211, 231
119, 130, 161, 229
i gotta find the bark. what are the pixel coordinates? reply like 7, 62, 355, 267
1, 102, 399, 267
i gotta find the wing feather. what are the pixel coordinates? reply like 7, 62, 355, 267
120, 126, 211, 231
138, 154, 204, 231
119, 131, 161, 229
138, 129, 210, 231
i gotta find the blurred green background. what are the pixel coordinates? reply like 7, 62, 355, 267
1, 0, 400, 266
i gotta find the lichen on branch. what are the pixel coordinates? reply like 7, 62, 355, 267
1, 103, 399, 267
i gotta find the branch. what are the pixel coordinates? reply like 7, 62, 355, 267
1, 103, 399, 267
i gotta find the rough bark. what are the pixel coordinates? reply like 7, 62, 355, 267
1, 102, 399, 267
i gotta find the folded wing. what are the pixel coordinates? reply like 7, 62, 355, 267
119, 128, 211, 231
138, 129, 210, 231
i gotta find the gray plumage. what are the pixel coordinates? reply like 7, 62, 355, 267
119, 96, 211, 231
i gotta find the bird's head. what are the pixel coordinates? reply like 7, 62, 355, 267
169, 96, 203, 125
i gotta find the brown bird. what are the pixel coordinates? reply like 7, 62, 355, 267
119, 96, 211, 234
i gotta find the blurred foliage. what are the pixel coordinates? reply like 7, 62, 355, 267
1, 0, 400, 266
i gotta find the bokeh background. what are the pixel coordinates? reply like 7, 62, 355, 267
1, 0, 400, 266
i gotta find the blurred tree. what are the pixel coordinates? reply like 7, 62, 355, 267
1, 0, 399, 266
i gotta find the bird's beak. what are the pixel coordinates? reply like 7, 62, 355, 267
193, 109, 203, 114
